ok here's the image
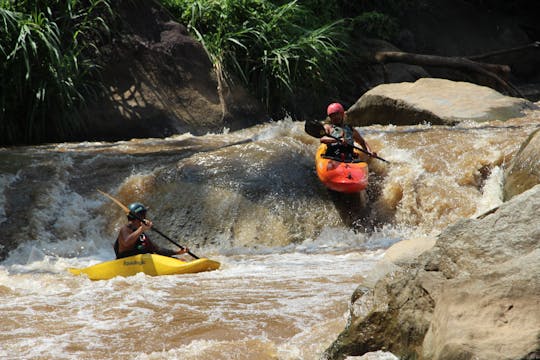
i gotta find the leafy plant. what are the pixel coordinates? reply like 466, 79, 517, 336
161, 0, 349, 117
352, 11, 398, 41
0, 0, 112, 145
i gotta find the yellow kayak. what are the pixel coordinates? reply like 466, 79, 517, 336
68, 253, 220, 280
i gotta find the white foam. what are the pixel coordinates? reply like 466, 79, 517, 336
474, 165, 504, 217
251, 117, 296, 141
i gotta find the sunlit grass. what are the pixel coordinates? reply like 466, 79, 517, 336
162, 0, 349, 117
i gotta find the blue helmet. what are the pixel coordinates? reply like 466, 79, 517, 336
127, 202, 147, 220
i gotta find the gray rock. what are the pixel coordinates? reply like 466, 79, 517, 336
324, 185, 540, 360
504, 128, 540, 201
347, 78, 536, 126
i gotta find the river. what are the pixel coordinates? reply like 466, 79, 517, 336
0, 117, 537, 359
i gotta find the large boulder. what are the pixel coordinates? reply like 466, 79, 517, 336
504, 128, 540, 201
324, 185, 540, 360
77, 0, 265, 141
346, 78, 536, 126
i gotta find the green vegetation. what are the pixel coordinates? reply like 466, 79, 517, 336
352, 11, 398, 41
161, 0, 350, 117
1, 0, 403, 144
161, 0, 404, 118
0, 0, 111, 145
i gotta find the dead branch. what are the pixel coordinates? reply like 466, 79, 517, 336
468, 41, 540, 61
374, 51, 523, 97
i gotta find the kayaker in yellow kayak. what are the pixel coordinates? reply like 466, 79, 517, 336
114, 202, 189, 259
321, 102, 376, 161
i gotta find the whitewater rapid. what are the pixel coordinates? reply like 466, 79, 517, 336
1, 117, 536, 359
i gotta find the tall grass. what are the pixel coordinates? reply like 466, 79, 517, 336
0, 0, 112, 145
162, 0, 349, 117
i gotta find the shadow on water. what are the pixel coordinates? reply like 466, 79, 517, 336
327, 190, 369, 229
172, 142, 319, 201
326, 168, 387, 234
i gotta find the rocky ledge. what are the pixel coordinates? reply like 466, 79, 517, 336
323, 181, 540, 359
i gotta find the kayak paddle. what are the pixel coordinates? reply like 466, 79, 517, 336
304, 120, 389, 163
97, 189, 200, 259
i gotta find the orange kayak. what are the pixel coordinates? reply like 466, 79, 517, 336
315, 144, 369, 193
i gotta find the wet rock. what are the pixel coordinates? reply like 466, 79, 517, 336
503, 128, 540, 200
324, 185, 540, 360
346, 78, 536, 126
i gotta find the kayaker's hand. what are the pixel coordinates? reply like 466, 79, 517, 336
141, 220, 153, 231
176, 247, 189, 255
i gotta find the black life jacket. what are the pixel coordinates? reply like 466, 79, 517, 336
325, 124, 357, 161
114, 232, 155, 259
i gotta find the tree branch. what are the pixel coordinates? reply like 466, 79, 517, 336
374, 50, 523, 97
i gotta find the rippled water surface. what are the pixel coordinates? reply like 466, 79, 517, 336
1, 116, 539, 359
1, 249, 388, 359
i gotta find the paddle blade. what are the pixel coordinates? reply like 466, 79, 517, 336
304, 120, 326, 138
97, 189, 130, 214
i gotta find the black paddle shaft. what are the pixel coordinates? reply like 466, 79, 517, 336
304, 120, 390, 163
150, 226, 200, 259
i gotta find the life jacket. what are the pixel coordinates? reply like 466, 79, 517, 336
114, 231, 156, 259
325, 124, 357, 161
329, 124, 354, 145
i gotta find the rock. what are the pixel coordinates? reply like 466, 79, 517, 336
346, 78, 536, 126
383, 235, 436, 266
422, 250, 539, 360
77, 0, 265, 142
503, 128, 540, 201
345, 351, 399, 360
324, 185, 540, 360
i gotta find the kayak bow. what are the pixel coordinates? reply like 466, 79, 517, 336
315, 144, 369, 193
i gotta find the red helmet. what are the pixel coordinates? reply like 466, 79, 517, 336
327, 102, 345, 116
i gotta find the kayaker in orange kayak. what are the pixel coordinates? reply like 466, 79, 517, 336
321, 102, 376, 162
114, 202, 189, 259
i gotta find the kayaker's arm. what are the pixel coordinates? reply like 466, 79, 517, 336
320, 135, 339, 144
118, 220, 152, 252
320, 124, 344, 144
304, 120, 389, 163
154, 245, 190, 257
98, 190, 201, 259
352, 129, 376, 156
